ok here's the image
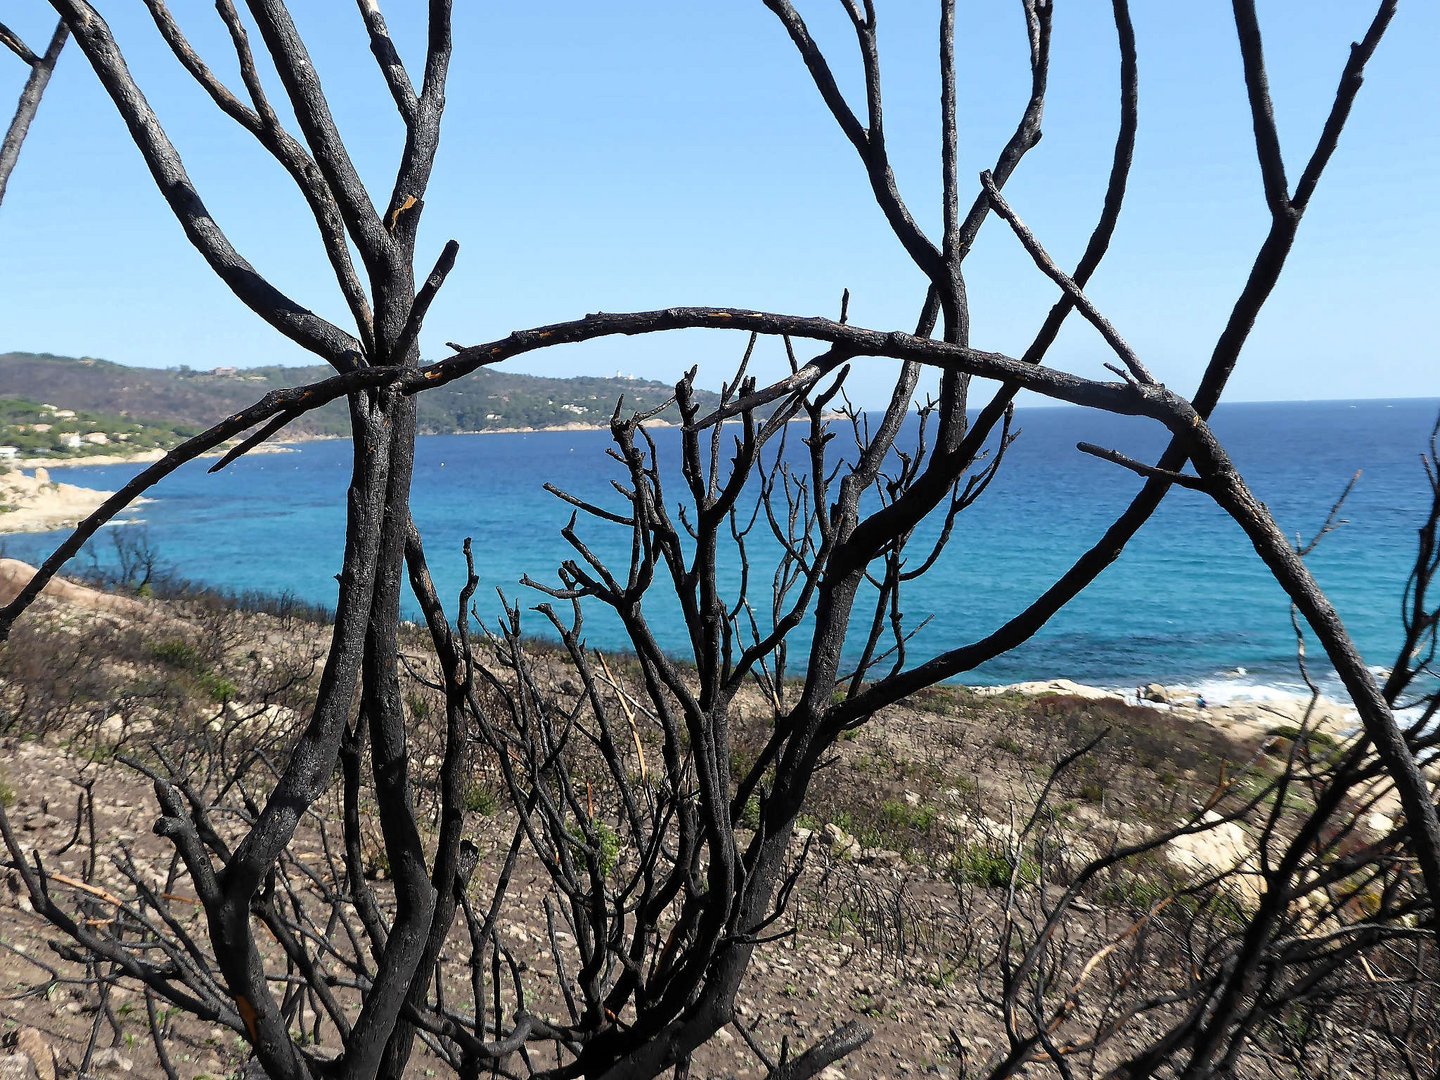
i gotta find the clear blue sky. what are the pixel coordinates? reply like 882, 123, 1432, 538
1, 2, 1436, 407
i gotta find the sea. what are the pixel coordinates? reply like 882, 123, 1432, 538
4, 398, 1437, 706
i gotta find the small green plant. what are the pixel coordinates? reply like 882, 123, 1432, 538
463, 783, 499, 817
1265, 724, 1345, 767
993, 733, 1025, 755
912, 684, 960, 715
729, 746, 759, 777
1267, 724, 1339, 750
1265, 1005, 1322, 1047
825, 809, 882, 850
71, 739, 117, 765
879, 798, 938, 835
739, 794, 762, 830
824, 903, 863, 939
0, 773, 14, 808
148, 638, 208, 672
950, 774, 979, 798
1098, 859, 1247, 927
567, 819, 622, 878
948, 840, 1039, 889
368, 851, 391, 880
1100, 872, 1173, 911
925, 963, 961, 990
198, 673, 238, 703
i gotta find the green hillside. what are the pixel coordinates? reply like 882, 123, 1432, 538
0, 397, 199, 460
0, 352, 717, 442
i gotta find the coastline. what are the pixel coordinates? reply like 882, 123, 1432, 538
970, 676, 1360, 746
21, 411, 877, 468
0, 513, 1372, 749
15, 442, 295, 470
268, 424, 623, 442
0, 419, 1398, 736
19, 427, 618, 469
0, 468, 1387, 732
0, 467, 117, 535
273, 412, 829, 443
1, 436, 296, 533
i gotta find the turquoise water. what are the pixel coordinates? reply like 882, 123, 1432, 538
5, 398, 1436, 699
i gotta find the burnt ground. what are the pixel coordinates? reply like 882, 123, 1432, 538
0, 576, 1336, 1079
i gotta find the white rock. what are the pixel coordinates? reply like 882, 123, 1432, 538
822, 823, 859, 857
0, 1054, 40, 1080
89, 1047, 134, 1073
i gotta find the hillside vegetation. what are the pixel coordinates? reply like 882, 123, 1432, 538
0, 351, 717, 440
0, 396, 199, 460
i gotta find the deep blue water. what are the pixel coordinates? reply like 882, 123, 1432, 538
5, 398, 1437, 699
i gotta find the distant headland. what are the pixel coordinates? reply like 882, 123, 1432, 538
0, 351, 717, 461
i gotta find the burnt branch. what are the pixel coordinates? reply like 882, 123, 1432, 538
49, 0, 363, 366
0, 18, 67, 206
5, 4, 1423, 1080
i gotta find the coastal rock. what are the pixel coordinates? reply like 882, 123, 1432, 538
1142, 683, 1171, 703
973, 678, 1113, 701
0, 471, 115, 536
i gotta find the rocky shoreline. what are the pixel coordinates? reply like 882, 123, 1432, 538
0, 466, 115, 535
973, 676, 1360, 745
